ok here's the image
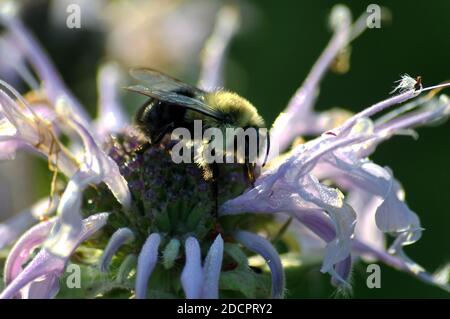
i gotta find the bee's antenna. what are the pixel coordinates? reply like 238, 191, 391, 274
262, 132, 270, 167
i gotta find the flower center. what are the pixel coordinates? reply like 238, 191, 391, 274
82, 130, 250, 248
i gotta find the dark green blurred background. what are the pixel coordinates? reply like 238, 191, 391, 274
17, 0, 450, 298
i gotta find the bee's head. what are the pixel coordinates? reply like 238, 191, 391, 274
205, 91, 270, 166
199, 96, 265, 168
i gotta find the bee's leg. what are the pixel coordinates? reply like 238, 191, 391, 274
212, 163, 219, 217
245, 162, 256, 188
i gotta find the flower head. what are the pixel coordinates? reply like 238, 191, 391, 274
0, 2, 449, 299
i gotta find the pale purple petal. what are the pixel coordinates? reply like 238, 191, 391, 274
101, 156, 131, 208
233, 230, 285, 299
0, 84, 78, 176
135, 233, 161, 299
37, 101, 129, 256
287, 5, 351, 116
334, 90, 419, 136
331, 85, 450, 143
321, 153, 422, 245
388, 218, 422, 253
0, 196, 58, 250
319, 156, 391, 197
330, 254, 352, 288
53, 212, 109, 252
347, 189, 385, 258
197, 5, 240, 91
0, 84, 40, 145
374, 95, 429, 127
181, 237, 203, 299
221, 132, 370, 216
99, 227, 135, 272
44, 174, 110, 264
353, 240, 450, 292
344, 95, 450, 159
223, 163, 356, 276
1, 213, 109, 299
221, 139, 360, 275
268, 5, 353, 159
0, 34, 27, 85
0, 4, 91, 125
201, 234, 223, 299
285, 174, 356, 274
0, 247, 65, 299
284, 216, 325, 262
44, 170, 99, 257
319, 153, 420, 233
296, 212, 447, 292
24, 273, 60, 299
3, 219, 54, 288
294, 209, 336, 243
95, 63, 128, 137
0, 140, 20, 160
61, 107, 131, 207
371, 95, 450, 150
319, 203, 356, 274
375, 187, 420, 234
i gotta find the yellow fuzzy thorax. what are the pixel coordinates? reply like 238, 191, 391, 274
204, 91, 265, 128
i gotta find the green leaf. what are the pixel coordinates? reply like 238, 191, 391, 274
219, 243, 271, 298
224, 243, 249, 266
220, 268, 257, 298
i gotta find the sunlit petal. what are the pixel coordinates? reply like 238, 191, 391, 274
201, 235, 223, 299
181, 237, 203, 299
135, 233, 161, 299
233, 230, 285, 299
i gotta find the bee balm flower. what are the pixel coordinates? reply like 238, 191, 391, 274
0, 2, 449, 299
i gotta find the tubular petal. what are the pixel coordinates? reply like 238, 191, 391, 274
181, 237, 203, 299
4, 219, 54, 288
353, 240, 450, 292
0, 196, 58, 250
0, 248, 65, 299
201, 235, 223, 299
24, 273, 60, 299
198, 4, 240, 91
0, 5, 91, 125
233, 230, 285, 299
95, 62, 128, 137
44, 170, 100, 257
330, 254, 352, 288
99, 228, 135, 272
135, 233, 161, 299
0, 84, 78, 176
62, 107, 131, 208
294, 210, 336, 243
347, 189, 385, 259
1, 213, 109, 299
268, 5, 353, 159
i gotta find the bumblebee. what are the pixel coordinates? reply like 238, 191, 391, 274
126, 68, 269, 186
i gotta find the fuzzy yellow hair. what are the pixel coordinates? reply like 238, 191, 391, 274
204, 91, 265, 128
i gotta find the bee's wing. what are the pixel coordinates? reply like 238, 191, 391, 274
126, 85, 226, 121
130, 68, 206, 95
